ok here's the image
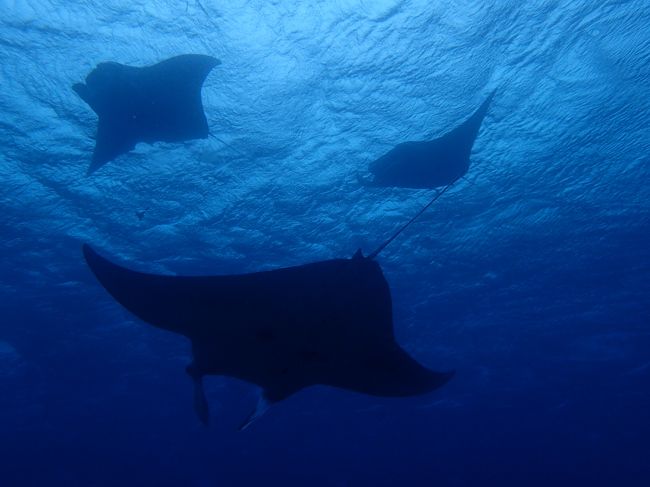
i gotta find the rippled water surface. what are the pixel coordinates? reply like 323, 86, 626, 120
1, 1, 649, 485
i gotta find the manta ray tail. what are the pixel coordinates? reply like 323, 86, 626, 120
367, 184, 455, 259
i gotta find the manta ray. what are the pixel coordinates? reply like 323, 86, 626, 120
73, 54, 219, 175
364, 90, 496, 189
83, 244, 454, 429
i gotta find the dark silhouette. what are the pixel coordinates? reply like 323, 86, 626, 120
73, 54, 219, 175
365, 90, 495, 188
83, 245, 453, 429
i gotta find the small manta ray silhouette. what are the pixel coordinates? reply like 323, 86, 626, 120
362, 90, 495, 189
82, 189, 458, 429
73, 54, 220, 175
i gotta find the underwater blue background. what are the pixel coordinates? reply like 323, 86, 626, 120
1, 1, 649, 485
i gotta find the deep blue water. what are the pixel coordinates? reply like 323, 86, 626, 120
1, 1, 649, 486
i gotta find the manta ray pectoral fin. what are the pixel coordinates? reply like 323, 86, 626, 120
88, 119, 137, 175
239, 392, 271, 431
186, 363, 209, 426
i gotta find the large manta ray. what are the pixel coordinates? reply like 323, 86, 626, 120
365, 90, 496, 189
83, 244, 454, 429
73, 54, 219, 175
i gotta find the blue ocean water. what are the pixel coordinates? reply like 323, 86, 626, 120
1, 1, 649, 485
